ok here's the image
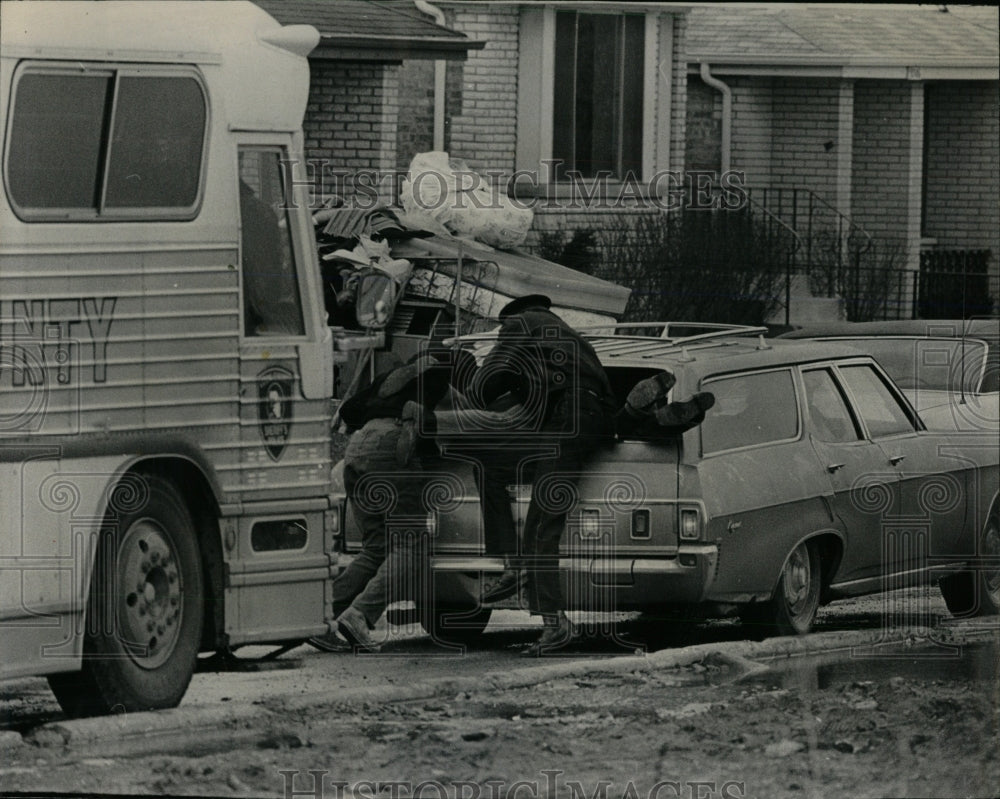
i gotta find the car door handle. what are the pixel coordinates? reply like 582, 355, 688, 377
889, 454, 906, 465
727, 520, 742, 532
827, 462, 845, 473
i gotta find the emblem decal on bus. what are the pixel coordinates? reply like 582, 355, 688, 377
258, 367, 294, 460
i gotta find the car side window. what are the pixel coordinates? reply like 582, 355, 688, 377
700, 370, 798, 455
802, 369, 861, 443
838, 364, 916, 438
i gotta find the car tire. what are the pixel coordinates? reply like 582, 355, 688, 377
939, 509, 1000, 618
48, 475, 203, 717
744, 540, 821, 637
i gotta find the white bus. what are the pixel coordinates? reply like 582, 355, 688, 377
1, 1, 362, 715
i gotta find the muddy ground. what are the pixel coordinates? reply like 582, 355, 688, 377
2, 649, 998, 798
1, 594, 998, 798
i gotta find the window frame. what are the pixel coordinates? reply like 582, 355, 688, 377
551, 11, 646, 182
514, 7, 670, 194
3, 61, 209, 222
799, 366, 865, 444
831, 359, 924, 440
698, 366, 802, 458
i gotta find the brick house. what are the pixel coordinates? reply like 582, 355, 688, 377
256, 0, 484, 200
685, 4, 1000, 320
258, 0, 693, 323
397, 1, 691, 251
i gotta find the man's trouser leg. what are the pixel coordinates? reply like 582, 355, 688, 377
330, 420, 405, 617
479, 447, 526, 558
330, 461, 388, 617
347, 469, 430, 629
523, 400, 612, 615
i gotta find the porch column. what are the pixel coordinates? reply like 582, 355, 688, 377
906, 81, 925, 274
905, 80, 925, 317
835, 79, 854, 220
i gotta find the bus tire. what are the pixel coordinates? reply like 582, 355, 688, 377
48, 475, 203, 717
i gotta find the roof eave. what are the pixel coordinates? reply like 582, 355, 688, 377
688, 53, 1000, 80
311, 35, 485, 62
438, 1, 691, 12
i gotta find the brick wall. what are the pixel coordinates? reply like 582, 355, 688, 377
710, 76, 840, 196
729, 76, 774, 187
303, 60, 399, 203
851, 80, 912, 251
923, 80, 1000, 305
769, 78, 841, 202
443, 5, 520, 174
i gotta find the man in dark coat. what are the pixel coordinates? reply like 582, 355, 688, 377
472, 295, 618, 655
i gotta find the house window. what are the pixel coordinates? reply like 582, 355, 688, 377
552, 12, 645, 181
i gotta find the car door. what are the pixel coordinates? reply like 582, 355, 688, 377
695, 367, 834, 602
800, 366, 898, 584
837, 362, 970, 574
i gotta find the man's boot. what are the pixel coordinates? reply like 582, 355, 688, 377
521, 611, 578, 657
336, 606, 382, 653
480, 563, 524, 604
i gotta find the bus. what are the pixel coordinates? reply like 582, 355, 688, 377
0, 0, 370, 716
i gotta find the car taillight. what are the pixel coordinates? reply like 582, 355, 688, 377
631, 509, 651, 539
580, 508, 602, 538
679, 507, 701, 540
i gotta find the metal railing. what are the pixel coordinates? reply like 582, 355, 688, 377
745, 186, 917, 322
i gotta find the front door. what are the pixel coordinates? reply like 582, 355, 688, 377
236, 144, 324, 502
837, 363, 969, 577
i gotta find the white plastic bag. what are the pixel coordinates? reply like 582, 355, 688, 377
400, 151, 533, 249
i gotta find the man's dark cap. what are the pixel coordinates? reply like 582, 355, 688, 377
498, 294, 552, 319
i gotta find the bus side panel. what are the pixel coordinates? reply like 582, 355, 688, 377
0, 454, 132, 679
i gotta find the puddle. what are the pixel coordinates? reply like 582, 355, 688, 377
747, 640, 999, 691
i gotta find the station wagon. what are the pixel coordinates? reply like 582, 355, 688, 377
362, 329, 1000, 640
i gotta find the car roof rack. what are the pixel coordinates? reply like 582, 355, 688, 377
573, 321, 767, 341
444, 322, 766, 346
443, 323, 769, 362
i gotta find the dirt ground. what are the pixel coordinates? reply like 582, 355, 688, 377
2, 637, 997, 799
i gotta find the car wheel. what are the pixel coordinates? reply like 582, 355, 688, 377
417, 600, 492, 647
48, 475, 203, 717
939, 510, 1000, 617
744, 540, 821, 637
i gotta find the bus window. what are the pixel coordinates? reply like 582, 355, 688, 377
238, 148, 305, 336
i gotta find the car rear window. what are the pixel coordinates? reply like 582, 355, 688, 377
700, 369, 798, 454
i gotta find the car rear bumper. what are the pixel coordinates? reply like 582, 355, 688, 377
428, 545, 719, 608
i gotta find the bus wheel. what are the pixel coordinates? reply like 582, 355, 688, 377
48, 475, 203, 717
